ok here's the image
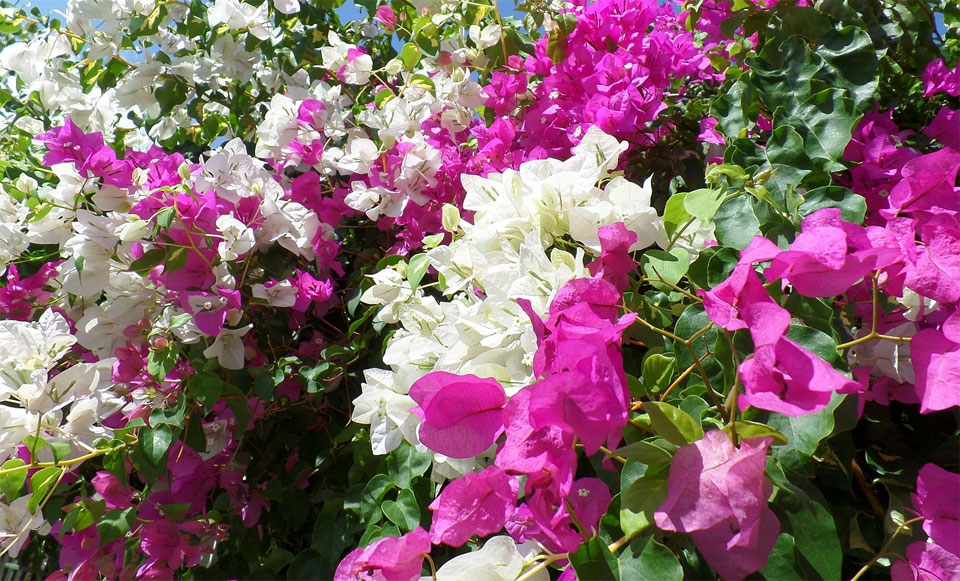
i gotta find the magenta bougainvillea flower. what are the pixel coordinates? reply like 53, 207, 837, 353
428, 466, 518, 547
765, 209, 897, 298
910, 329, 960, 413
912, 464, 960, 556
334, 528, 432, 581
891, 542, 960, 581
923, 58, 960, 97
527, 354, 627, 455
408, 371, 507, 458
495, 387, 577, 493
654, 430, 779, 581
587, 222, 640, 292
739, 336, 862, 416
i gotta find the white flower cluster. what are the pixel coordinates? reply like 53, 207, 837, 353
0, 310, 122, 555
0, 310, 123, 460
351, 127, 664, 477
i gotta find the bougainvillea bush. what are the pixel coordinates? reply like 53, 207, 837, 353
0, 0, 958, 578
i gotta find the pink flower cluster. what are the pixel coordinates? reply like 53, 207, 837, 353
891, 464, 960, 580
701, 105, 960, 416
475, 0, 719, 171
336, 273, 637, 578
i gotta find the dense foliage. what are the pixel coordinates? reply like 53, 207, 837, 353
0, 0, 958, 579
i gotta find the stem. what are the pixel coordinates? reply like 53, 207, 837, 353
0, 441, 134, 477
849, 516, 924, 581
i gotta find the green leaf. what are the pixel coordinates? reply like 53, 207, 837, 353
382, 488, 419, 532
406, 253, 429, 290
183, 411, 207, 454
725, 421, 788, 445
683, 188, 726, 223
620, 467, 670, 537
129, 248, 166, 274
360, 474, 395, 523
385, 442, 432, 489
163, 247, 188, 273
400, 42, 420, 68
644, 402, 704, 446
546, 12, 577, 63
786, 324, 843, 366
0, 459, 27, 500
408, 74, 434, 92
799, 186, 866, 224
612, 441, 673, 467
286, 549, 323, 580
641, 248, 690, 291
618, 537, 683, 581
28, 467, 62, 514
570, 536, 619, 581
139, 425, 173, 466
189, 372, 224, 412
641, 353, 676, 395
97, 507, 136, 545
662, 193, 691, 239
782, 487, 842, 580
760, 533, 805, 580
222, 383, 250, 438
767, 393, 844, 476
146, 343, 178, 381
817, 26, 879, 110
23, 434, 49, 461
713, 195, 761, 249
155, 206, 175, 229
375, 88, 395, 109
50, 441, 71, 463
777, 89, 859, 172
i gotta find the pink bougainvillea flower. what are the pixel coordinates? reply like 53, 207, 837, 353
891, 542, 960, 581
409, 371, 507, 458
91, 471, 134, 510
374, 5, 397, 28
428, 466, 518, 547
698, 117, 725, 145
905, 214, 960, 304
764, 209, 897, 298
739, 336, 861, 416
587, 222, 639, 292
334, 527, 432, 581
910, 329, 960, 413
885, 147, 960, 217
923, 58, 960, 97
508, 478, 612, 553
700, 263, 790, 346
924, 107, 960, 151
495, 387, 577, 493
654, 430, 779, 581
527, 347, 628, 455
912, 464, 960, 556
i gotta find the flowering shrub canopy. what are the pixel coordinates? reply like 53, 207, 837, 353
0, 0, 958, 579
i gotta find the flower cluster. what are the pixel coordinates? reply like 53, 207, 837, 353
0, 0, 957, 579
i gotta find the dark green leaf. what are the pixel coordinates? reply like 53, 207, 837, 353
140, 425, 173, 466
760, 533, 805, 580
97, 507, 136, 545
382, 488, 419, 532
189, 372, 224, 411
570, 536, 619, 581
618, 537, 683, 581
799, 186, 866, 223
